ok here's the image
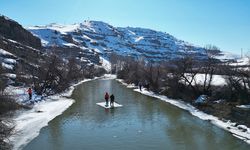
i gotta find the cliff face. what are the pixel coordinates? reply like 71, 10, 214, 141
0, 16, 41, 49
0, 15, 47, 87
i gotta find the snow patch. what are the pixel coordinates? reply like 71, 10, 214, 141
100, 57, 111, 72
237, 105, 250, 109
3, 73, 16, 79
2, 62, 14, 70
215, 51, 240, 60
4, 58, 16, 64
231, 57, 249, 66
0, 48, 13, 56
63, 43, 77, 47
184, 74, 227, 86
100, 74, 117, 80
135, 36, 144, 42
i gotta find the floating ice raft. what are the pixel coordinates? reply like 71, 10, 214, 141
96, 102, 123, 108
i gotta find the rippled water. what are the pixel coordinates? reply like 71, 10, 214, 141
23, 79, 250, 150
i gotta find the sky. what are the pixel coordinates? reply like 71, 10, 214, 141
0, 0, 250, 55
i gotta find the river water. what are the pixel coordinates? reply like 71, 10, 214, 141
23, 79, 250, 150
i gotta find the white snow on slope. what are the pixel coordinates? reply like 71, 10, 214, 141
27, 28, 70, 47
135, 36, 144, 42
0, 48, 13, 56
237, 105, 250, 109
4, 58, 16, 64
27, 21, 210, 62
2, 62, 14, 70
100, 57, 111, 72
28, 23, 79, 34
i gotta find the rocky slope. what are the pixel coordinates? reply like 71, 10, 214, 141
0, 16, 41, 49
0, 16, 103, 85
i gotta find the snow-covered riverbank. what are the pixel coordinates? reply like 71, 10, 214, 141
116, 79, 250, 144
8, 77, 104, 150
9, 96, 74, 150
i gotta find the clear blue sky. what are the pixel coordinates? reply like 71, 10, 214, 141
1, 0, 250, 54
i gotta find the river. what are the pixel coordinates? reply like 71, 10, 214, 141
23, 79, 250, 150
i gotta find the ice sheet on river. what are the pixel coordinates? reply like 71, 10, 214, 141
96, 102, 123, 108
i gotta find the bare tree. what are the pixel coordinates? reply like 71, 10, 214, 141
109, 53, 120, 74
0, 65, 5, 93
66, 57, 82, 80
222, 59, 250, 104
200, 46, 218, 95
34, 54, 68, 96
142, 63, 161, 91
176, 55, 200, 95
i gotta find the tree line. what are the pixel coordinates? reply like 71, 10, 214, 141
110, 48, 250, 105
16, 52, 106, 96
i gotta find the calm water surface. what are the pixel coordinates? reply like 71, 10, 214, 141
24, 79, 250, 150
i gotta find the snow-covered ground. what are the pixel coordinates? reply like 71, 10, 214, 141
185, 74, 227, 86
4, 86, 42, 104
101, 74, 117, 79
230, 57, 249, 66
116, 79, 250, 145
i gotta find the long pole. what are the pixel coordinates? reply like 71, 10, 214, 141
241, 48, 243, 58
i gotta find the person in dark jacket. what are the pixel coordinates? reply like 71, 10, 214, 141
105, 92, 109, 106
110, 94, 115, 107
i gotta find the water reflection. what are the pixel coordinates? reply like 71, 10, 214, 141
24, 79, 250, 150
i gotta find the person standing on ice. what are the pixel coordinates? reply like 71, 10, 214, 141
110, 94, 115, 107
105, 92, 109, 106
27, 87, 32, 100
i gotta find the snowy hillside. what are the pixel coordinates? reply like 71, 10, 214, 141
27, 20, 233, 62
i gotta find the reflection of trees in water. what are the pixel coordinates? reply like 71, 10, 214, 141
47, 117, 64, 150
164, 114, 245, 150
131, 92, 183, 128
68, 80, 120, 126
26, 79, 250, 150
